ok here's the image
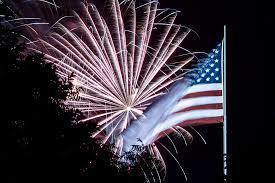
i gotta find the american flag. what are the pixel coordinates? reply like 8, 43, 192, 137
164, 43, 224, 129
122, 43, 225, 149
153, 43, 224, 141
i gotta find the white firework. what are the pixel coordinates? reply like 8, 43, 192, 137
1, 0, 204, 180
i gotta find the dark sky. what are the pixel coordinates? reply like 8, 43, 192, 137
158, 0, 224, 52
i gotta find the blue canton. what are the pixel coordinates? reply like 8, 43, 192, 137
195, 43, 222, 84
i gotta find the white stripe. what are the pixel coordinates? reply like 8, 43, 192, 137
184, 83, 223, 95
171, 96, 223, 113
154, 109, 224, 137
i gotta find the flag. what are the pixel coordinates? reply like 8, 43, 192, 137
121, 43, 225, 151
156, 43, 224, 140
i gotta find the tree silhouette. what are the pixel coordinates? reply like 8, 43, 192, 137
1, 25, 82, 180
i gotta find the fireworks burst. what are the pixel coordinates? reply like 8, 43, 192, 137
1, 0, 204, 181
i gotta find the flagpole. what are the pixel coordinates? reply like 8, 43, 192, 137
223, 25, 227, 182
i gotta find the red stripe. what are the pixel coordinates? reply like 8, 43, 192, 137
178, 116, 224, 127
182, 90, 222, 99
154, 116, 224, 141
174, 103, 223, 114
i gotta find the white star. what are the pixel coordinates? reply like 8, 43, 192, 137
206, 77, 210, 81
215, 50, 219, 54
210, 64, 214, 67
210, 72, 215, 76
197, 78, 202, 82
205, 68, 210, 73
215, 77, 219, 80
210, 55, 214, 58
215, 68, 219, 72
215, 59, 219, 63
201, 73, 206, 77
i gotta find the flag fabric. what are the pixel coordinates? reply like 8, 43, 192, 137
121, 43, 224, 150
144, 43, 225, 142
164, 43, 224, 129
